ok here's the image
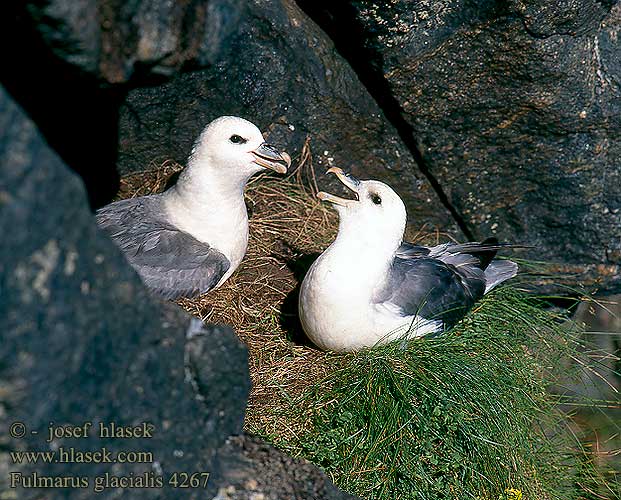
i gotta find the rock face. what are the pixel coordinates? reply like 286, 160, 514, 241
299, 0, 621, 294
20, 0, 245, 84
0, 83, 245, 498
0, 86, 354, 499
2, 0, 455, 233
8, 0, 620, 293
210, 435, 356, 500
114, 0, 454, 232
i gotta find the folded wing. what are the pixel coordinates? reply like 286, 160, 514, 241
376, 239, 517, 328
96, 196, 230, 299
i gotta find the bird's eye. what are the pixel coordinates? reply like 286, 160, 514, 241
230, 134, 247, 144
371, 194, 382, 205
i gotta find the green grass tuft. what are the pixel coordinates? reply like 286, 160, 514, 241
266, 287, 603, 499
121, 164, 618, 499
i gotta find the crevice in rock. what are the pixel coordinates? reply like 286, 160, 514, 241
294, 1, 474, 240
0, 4, 124, 208
0, 4, 180, 209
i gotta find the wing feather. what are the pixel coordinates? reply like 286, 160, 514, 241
379, 239, 519, 327
96, 196, 230, 299
376, 256, 485, 328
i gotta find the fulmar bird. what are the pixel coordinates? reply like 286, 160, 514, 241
96, 116, 291, 299
299, 167, 519, 352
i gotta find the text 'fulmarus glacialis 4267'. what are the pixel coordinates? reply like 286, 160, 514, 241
299, 168, 520, 352
96, 116, 291, 299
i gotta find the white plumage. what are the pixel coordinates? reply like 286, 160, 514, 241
299, 168, 519, 352
97, 116, 291, 299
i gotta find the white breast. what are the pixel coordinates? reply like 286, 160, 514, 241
163, 189, 249, 286
299, 245, 441, 352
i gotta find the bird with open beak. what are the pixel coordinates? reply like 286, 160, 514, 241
96, 116, 291, 299
299, 167, 519, 352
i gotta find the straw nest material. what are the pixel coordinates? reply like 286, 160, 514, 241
116, 160, 611, 500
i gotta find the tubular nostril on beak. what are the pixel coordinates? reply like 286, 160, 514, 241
262, 143, 281, 156
344, 172, 360, 187
251, 143, 290, 174
326, 167, 361, 192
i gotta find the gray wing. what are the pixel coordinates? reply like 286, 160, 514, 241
395, 242, 431, 258
376, 242, 492, 328
96, 196, 230, 299
377, 256, 486, 328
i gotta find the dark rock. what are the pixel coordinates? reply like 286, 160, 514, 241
299, 0, 621, 294
5, 0, 456, 233
211, 435, 359, 500
0, 85, 350, 499
0, 0, 245, 207
11, 0, 244, 84
1, 3, 124, 207
112, 0, 456, 233
0, 83, 247, 498
95, 0, 247, 83
516, 0, 614, 37
23, 0, 101, 75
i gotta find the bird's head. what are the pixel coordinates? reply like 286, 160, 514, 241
318, 168, 407, 250
189, 116, 291, 180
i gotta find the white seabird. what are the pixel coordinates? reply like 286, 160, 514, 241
96, 116, 291, 299
299, 167, 519, 352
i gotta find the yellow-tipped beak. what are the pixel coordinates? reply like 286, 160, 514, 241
251, 143, 291, 174
317, 167, 361, 206
317, 191, 353, 206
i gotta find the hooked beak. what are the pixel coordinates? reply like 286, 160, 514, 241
317, 167, 361, 207
251, 143, 291, 174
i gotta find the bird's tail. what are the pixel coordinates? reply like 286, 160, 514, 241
484, 259, 518, 293
436, 237, 531, 270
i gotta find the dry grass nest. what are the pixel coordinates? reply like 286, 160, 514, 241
117, 161, 616, 499
118, 160, 447, 440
